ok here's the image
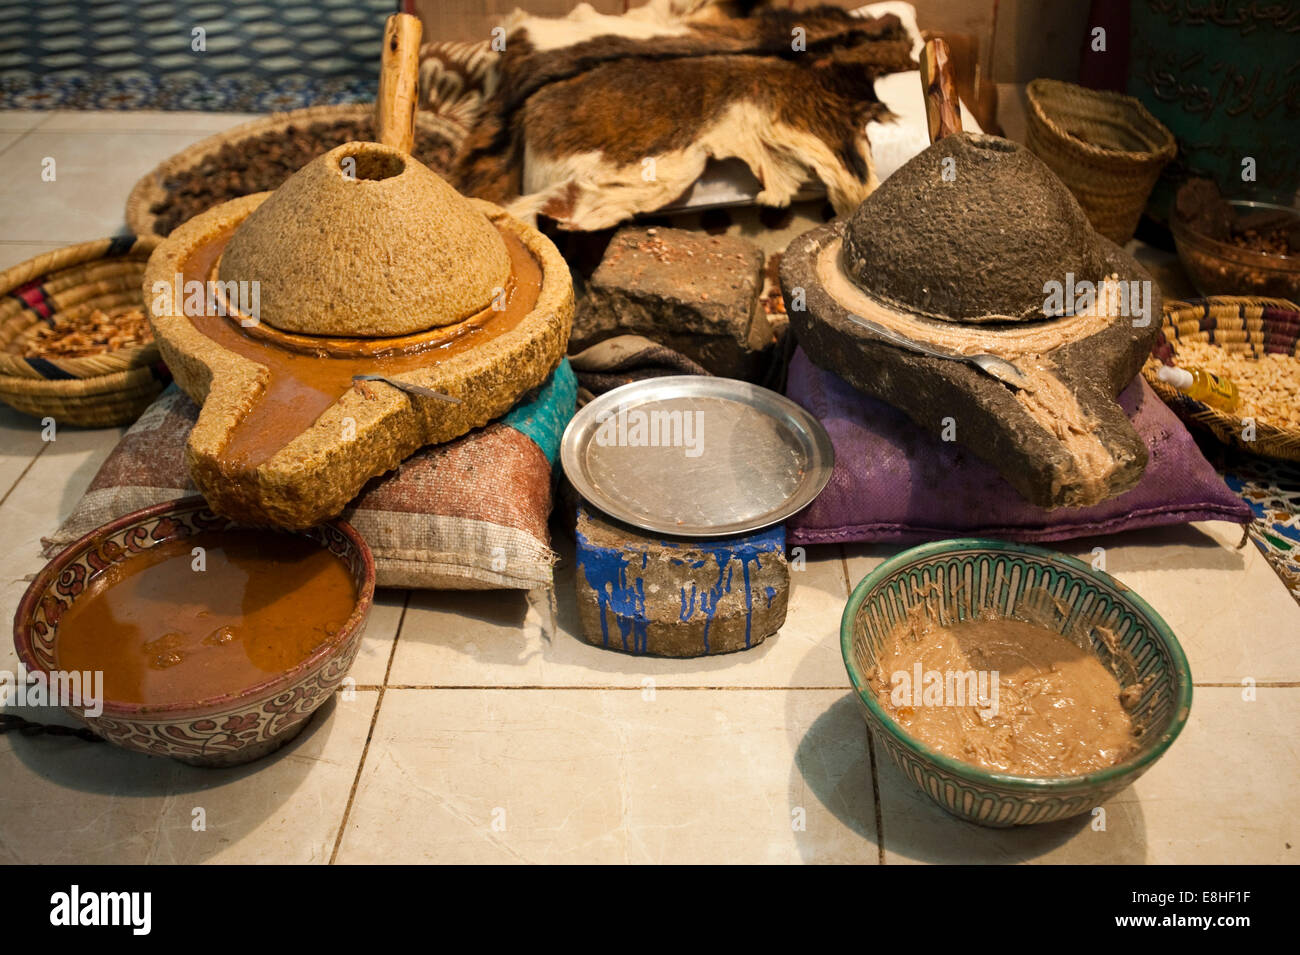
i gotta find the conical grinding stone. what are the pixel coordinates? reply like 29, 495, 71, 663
781, 133, 1161, 509
218, 141, 511, 338
841, 134, 1107, 324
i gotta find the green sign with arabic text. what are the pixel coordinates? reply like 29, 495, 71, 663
1128, 0, 1300, 214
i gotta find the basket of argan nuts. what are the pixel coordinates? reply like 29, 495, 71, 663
0, 236, 169, 427
1144, 295, 1300, 462
125, 104, 464, 237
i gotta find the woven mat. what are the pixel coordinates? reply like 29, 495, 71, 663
1215, 448, 1300, 605
0, 0, 392, 110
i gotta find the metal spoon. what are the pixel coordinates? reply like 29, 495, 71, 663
843, 311, 1031, 390
352, 374, 462, 403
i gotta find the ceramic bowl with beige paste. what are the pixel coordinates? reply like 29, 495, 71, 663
842, 538, 1192, 827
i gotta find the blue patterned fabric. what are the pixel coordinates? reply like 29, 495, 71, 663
0, 0, 396, 110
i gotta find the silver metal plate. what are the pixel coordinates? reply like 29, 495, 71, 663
561, 376, 835, 538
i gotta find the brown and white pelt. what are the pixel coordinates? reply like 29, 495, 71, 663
450, 1, 915, 231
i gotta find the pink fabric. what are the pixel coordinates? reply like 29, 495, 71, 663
785, 348, 1251, 545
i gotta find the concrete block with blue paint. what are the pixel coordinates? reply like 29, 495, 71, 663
574, 503, 789, 657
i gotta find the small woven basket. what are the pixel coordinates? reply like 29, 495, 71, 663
1025, 78, 1177, 245
0, 236, 169, 427
125, 103, 465, 237
1142, 295, 1300, 461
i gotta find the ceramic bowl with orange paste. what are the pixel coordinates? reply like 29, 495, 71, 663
14, 497, 374, 767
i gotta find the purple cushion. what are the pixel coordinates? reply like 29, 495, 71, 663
785, 348, 1251, 545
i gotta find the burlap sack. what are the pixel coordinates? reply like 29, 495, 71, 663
42, 361, 576, 590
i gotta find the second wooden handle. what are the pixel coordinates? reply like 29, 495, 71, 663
375, 12, 423, 154
920, 37, 962, 144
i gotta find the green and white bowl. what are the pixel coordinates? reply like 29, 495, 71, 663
842, 538, 1193, 827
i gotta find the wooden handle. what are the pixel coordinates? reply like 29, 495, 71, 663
375, 12, 423, 154
920, 37, 962, 143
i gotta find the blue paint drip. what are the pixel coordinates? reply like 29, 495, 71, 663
575, 526, 648, 653
578, 509, 784, 655
694, 562, 737, 654
626, 577, 647, 653
742, 556, 757, 648
677, 528, 781, 648
679, 583, 697, 622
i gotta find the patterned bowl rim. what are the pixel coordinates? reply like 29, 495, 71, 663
13, 496, 376, 720
841, 537, 1193, 792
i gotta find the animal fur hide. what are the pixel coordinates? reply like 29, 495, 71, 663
451, 1, 915, 231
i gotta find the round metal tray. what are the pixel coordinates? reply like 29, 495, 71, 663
561, 376, 835, 538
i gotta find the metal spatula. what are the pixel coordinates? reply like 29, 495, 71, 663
843, 311, 1030, 390
352, 374, 462, 403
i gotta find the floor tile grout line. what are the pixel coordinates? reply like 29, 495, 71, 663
0, 441, 49, 511
841, 539, 876, 862
865, 729, 886, 865
383, 589, 413, 687
0, 124, 38, 162
328, 588, 411, 866
31, 111, 54, 133
842, 539, 885, 864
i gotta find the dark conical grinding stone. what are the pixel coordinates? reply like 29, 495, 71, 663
841, 133, 1106, 323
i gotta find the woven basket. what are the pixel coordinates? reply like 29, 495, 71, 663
0, 236, 169, 427
1143, 295, 1300, 461
1025, 78, 1177, 245
125, 103, 466, 237
0, 367, 166, 428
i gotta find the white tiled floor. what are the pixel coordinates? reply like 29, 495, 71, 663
0, 109, 249, 267
335, 688, 877, 864
1, 110, 1298, 864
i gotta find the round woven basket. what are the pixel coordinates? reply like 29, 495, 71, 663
1025, 78, 1177, 245
0, 236, 169, 427
0, 367, 166, 428
1143, 295, 1300, 461
125, 103, 465, 237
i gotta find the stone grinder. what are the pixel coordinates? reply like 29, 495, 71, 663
780, 40, 1160, 508
146, 14, 573, 528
